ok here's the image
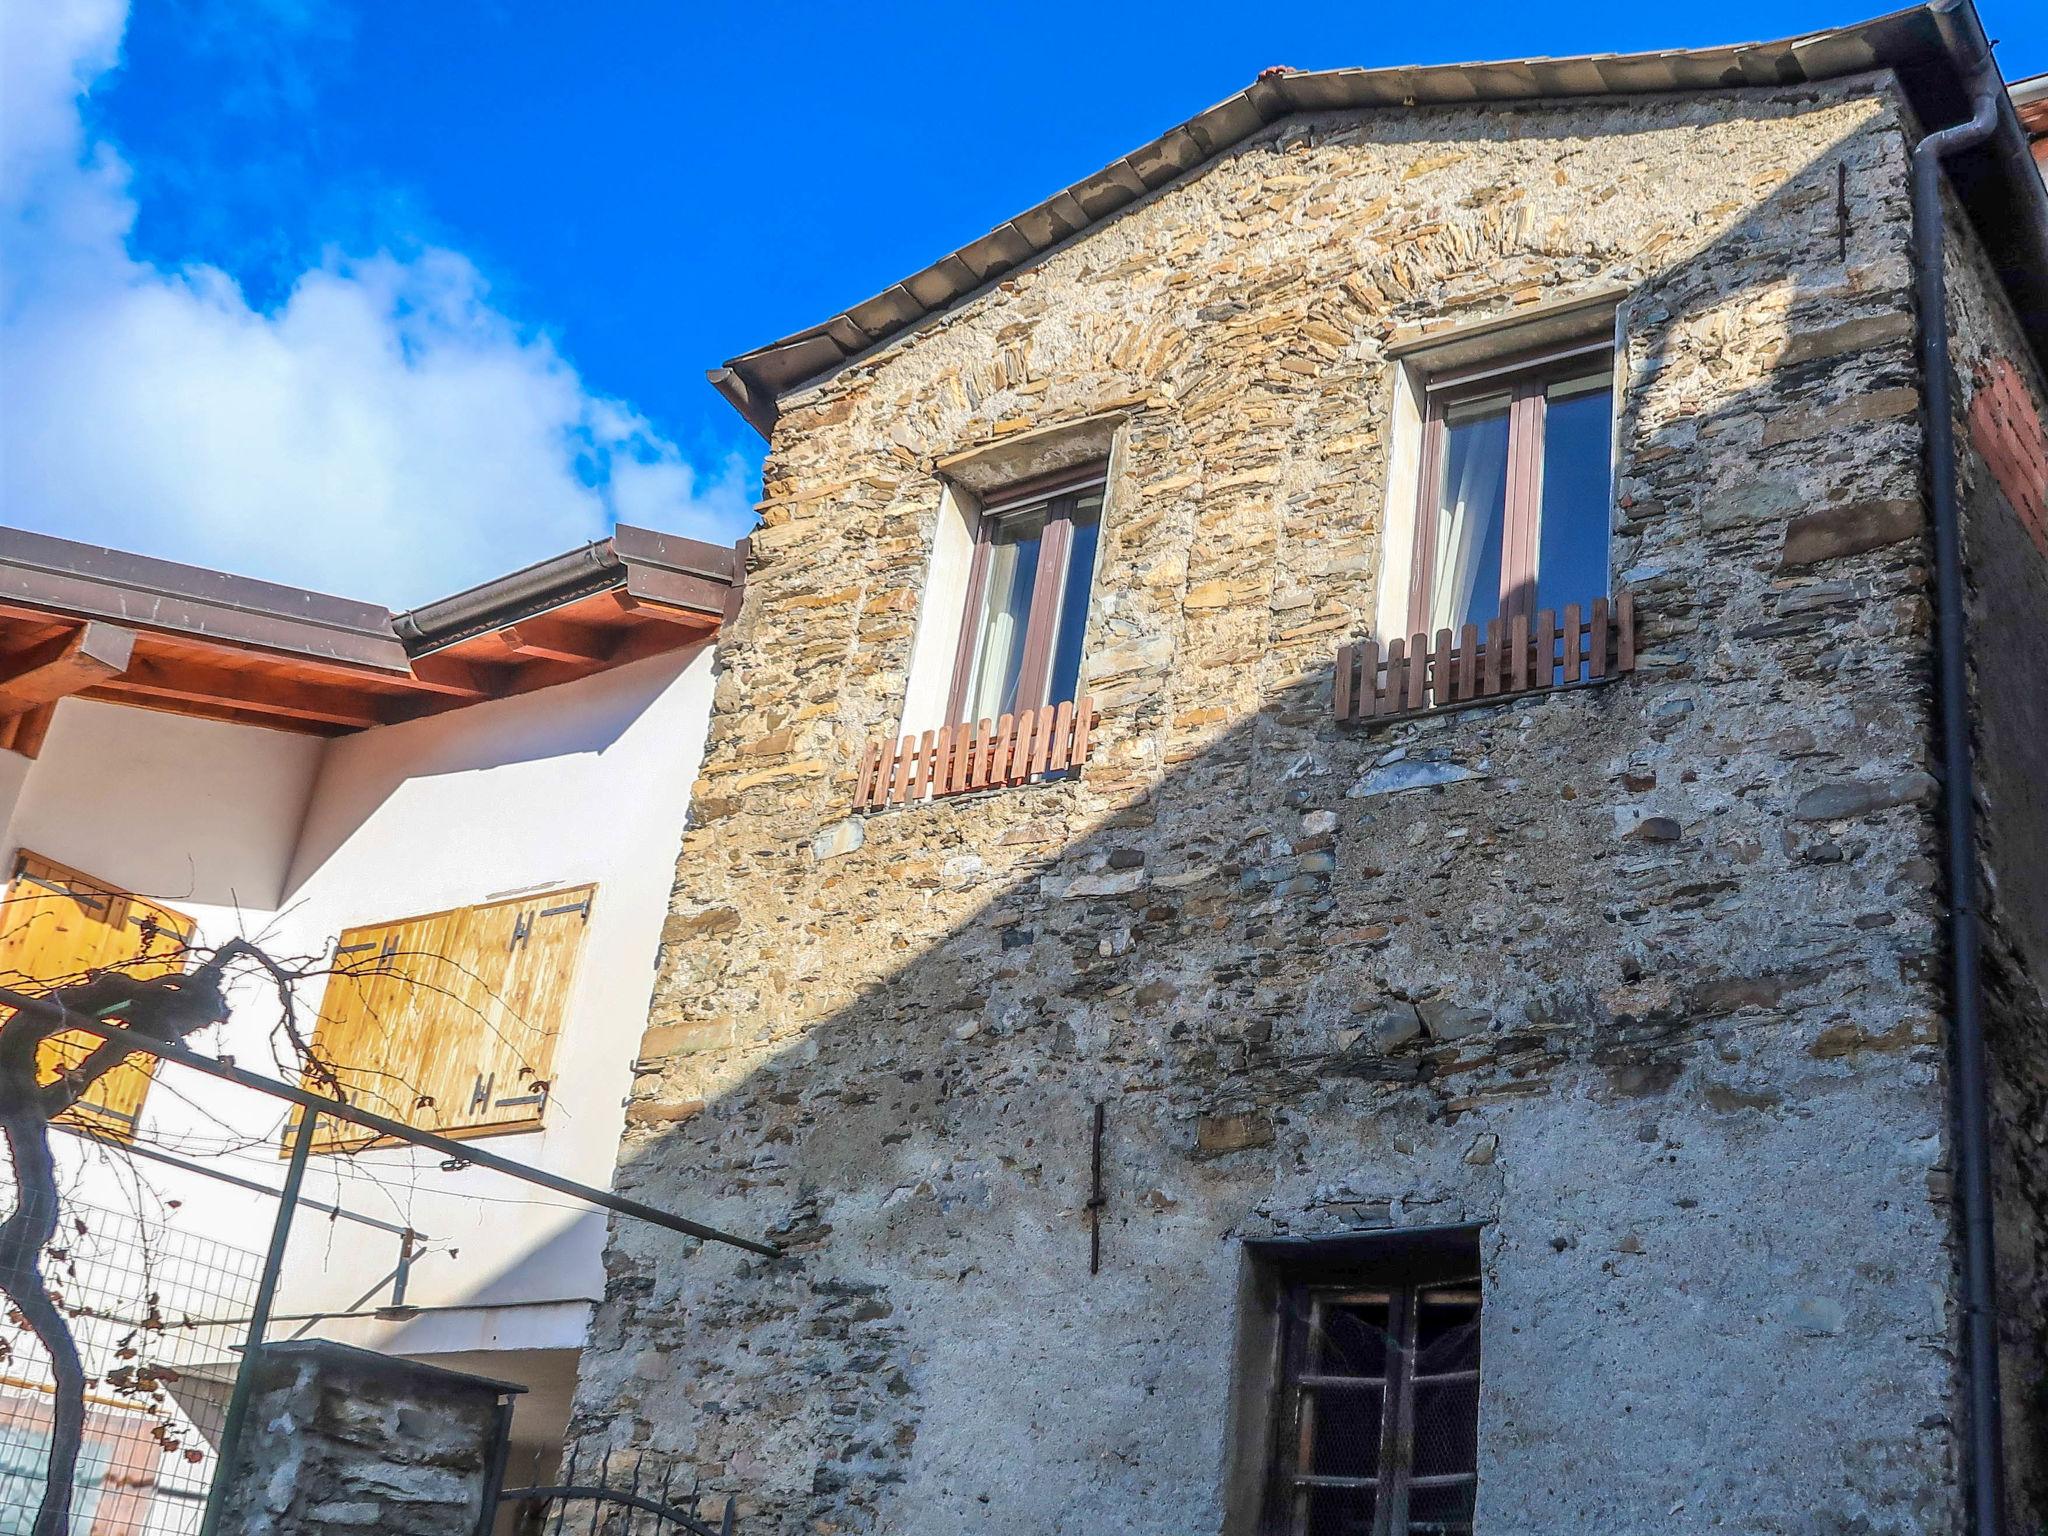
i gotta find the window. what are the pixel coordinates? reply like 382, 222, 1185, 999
945, 464, 1104, 729
1408, 344, 1614, 637
853, 441, 1114, 810
0, 852, 195, 1140
1250, 1231, 1481, 1536
296, 885, 594, 1152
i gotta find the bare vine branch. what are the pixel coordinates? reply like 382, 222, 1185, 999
0, 949, 231, 1536
0, 926, 569, 1533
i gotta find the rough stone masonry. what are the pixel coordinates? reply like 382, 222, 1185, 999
570, 71, 2048, 1536
215, 1340, 517, 1536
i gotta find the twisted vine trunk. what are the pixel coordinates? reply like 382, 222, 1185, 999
0, 1004, 83, 1536
0, 961, 233, 1536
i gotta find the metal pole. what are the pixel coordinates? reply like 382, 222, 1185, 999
474, 1393, 518, 1536
393, 1226, 417, 1306
198, 1106, 318, 1536
0, 988, 778, 1258
54, 1119, 421, 1238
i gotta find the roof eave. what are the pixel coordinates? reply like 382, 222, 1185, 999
708, 367, 779, 439
0, 526, 412, 673
0, 523, 744, 668
392, 525, 740, 657
712, 1, 2048, 438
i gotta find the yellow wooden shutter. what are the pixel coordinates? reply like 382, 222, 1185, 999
477, 886, 590, 1129
294, 915, 409, 1151
0, 852, 195, 1140
299, 885, 593, 1152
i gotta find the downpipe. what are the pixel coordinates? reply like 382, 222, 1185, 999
1909, 88, 2004, 1536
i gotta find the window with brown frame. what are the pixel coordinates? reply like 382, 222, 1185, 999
1408, 342, 1614, 638
945, 463, 1105, 730
1255, 1232, 1482, 1536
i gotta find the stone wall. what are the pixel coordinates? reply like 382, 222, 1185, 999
575, 79, 1969, 1534
1946, 188, 2048, 1533
218, 1340, 516, 1536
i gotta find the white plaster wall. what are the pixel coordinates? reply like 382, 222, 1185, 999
266, 643, 715, 1354
0, 750, 34, 854
1373, 360, 1426, 644
4, 696, 325, 916
3, 699, 326, 1258
4, 644, 716, 1364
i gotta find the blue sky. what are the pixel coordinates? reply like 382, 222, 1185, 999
5, 0, 2045, 605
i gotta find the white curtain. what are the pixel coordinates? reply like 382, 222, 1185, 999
968, 605, 1022, 719
966, 540, 1030, 720
1429, 412, 1510, 634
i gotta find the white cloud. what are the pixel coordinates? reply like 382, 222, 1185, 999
0, 0, 754, 608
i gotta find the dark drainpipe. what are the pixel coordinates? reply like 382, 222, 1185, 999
1910, 86, 2004, 1536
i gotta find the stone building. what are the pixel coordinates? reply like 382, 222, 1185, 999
573, 5, 2048, 1532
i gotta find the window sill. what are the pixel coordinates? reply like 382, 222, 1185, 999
1334, 594, 1634, 727
853, 696, 1099, 812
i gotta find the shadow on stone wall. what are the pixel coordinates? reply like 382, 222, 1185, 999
561, 102, 2034, 1536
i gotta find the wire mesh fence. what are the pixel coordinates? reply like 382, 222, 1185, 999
0, 987, 777, 1536
0, 1182, 262, 1536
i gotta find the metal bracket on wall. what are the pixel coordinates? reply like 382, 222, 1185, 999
1086, 1101, 1107, 1276
1837, 161, 1851, 263
538, 893, 594, 922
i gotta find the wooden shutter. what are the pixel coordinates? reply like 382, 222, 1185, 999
295, 914, 408, 1150
0, 852, 195, 1140
298, 885, 594, 1152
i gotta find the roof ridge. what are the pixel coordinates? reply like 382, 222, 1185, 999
711, 2, 2047, 435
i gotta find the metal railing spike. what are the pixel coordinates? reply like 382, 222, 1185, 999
551, 1447, 575, 1536
496, 1448, 735, 1536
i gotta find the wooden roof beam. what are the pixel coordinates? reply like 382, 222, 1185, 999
0, 706, 56, 759
91, 653, 394, 730
619, 563, 731, 619
613, 593, 723, 634
497, 614, 619, 665
405, 653, 503, 698
0, 622, 136, 713
381, 615, 703, 725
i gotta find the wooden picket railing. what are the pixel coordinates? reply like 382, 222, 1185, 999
1334, 594, 1635, 725
853, 695, 1100, 811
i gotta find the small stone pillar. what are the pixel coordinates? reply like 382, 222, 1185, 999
216, 1339, 523, 1536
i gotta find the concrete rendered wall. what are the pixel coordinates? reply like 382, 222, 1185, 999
3, 698, 326, 1254
579, 80, 1966, 1535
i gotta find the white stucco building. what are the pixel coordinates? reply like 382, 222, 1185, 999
0, 524, 742, 1524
